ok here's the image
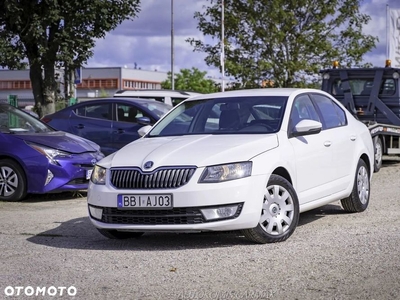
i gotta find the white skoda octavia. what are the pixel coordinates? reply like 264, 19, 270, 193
88, 88, 374, 243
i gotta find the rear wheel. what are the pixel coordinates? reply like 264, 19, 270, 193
341, 159, 370, 213
242, 175, 299, 244
373, 137, 383, 172
96, 228, 144, 239
0, 159, 27, 202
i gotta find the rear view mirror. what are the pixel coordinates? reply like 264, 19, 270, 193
138, 125, 152, 137
291, 119, 322, 137
137, 116, 151, 126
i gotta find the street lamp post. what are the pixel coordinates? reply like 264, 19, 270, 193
171, 0, 175, 90
221, 0, 225, 92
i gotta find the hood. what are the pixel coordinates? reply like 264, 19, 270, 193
13, 131, 99, 154
107, 134, 278, 169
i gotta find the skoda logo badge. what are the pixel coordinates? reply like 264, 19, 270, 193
144, 161, 154, 169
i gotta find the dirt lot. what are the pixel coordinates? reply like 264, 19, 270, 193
0, 158, 400, 300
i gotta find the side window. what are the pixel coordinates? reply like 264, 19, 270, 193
290, 94, 320, 129
171, 97, 186, 106
380, 79, 396, 95
332, 79, 344, 96
75, 103, 112, 120
312, 94, 347, 129
116, 104, 146, 123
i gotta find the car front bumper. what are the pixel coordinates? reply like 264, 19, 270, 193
87, 174, 268, 232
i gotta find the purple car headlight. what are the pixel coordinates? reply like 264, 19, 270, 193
26, 142, 72, 166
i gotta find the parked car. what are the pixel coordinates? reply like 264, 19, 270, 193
41, 98, 172, 156
113, 89, 202, 106
0, 103, 104, 202
88, 88, 374, 244
22, 107, 39, 118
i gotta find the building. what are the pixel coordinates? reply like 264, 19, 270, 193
0, 67, 169, 107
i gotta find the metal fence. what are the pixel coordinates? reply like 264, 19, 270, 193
0, 98, 35, 108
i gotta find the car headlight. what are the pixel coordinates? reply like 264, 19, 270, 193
91, 165, 107, 185
199, 162, 252, 183
26, 142, 72, 165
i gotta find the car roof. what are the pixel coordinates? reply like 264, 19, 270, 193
71, 97, 169, 105
185, 88, 326, 101
114, 89, 202, 97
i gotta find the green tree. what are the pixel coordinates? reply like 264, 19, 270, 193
161, 67, 220, 93
0, 0, 140, 117
188, 0, 377, 88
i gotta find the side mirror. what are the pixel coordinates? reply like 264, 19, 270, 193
291, 119, 322, 137
138, 125, 152, 137
137, 116, 151, 126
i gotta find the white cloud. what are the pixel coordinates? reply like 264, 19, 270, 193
87, 0, 400, 77
87, 0, 218, 76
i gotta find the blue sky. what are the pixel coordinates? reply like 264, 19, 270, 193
86, 0, 400, 78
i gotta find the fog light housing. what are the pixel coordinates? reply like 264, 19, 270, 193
45, 170, 54, 186
200, 205, 239, 221
89, 205, 103, 220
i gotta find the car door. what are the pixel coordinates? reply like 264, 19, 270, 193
68, 102, 114, 155
288, 94, 336, 203
111, 103, 149, 151
311, 94, 355, 194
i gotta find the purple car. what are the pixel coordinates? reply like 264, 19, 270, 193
0, 104, 104, 201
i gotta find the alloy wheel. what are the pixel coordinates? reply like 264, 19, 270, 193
0, 166, 18, 197
357, 165, 369, 205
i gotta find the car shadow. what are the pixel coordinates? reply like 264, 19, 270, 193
26, 203, 347, 251
382, 158, 400, 167
27, 217, 254, 250
22, 191, 88, 203
298, 203, 347, 226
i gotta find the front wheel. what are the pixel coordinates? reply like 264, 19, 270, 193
341, 159, 370, 213
96, 228, 144, 239
0, 159, 27, 202
242, 175, 299, 244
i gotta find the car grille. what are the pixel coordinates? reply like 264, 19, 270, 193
110, 167, 196, 189
98, 204, 243, 225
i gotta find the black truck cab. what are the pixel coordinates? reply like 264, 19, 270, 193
320, 62, 400, 172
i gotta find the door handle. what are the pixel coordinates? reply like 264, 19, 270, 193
114, 129, 125, 134
324, 141, 332, 147
75, 124, 84, 129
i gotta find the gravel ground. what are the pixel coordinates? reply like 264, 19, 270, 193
0, 158, 399, 300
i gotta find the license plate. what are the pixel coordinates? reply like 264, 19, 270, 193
117, 194, 173, 209
86, 169, 93, 180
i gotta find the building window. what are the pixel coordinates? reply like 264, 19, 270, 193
0, 80, 32, 90
78, 78, 118, 89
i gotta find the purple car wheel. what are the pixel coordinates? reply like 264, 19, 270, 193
0, 159, 27, 202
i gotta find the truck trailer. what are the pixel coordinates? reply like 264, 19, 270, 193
320, 60, 400, 172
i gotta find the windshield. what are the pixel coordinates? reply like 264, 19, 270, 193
0, 105, 53, 133
332, 78, 396, 96
147, 96, 288, 137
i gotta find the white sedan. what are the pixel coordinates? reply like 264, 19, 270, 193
87, 88, 374, 243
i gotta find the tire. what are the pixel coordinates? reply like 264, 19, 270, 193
373, 137, 383, 172
96, 228, 144, 239
341, 159, 370, 213
242, 174, 300, 244
0, 159, 27, 202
